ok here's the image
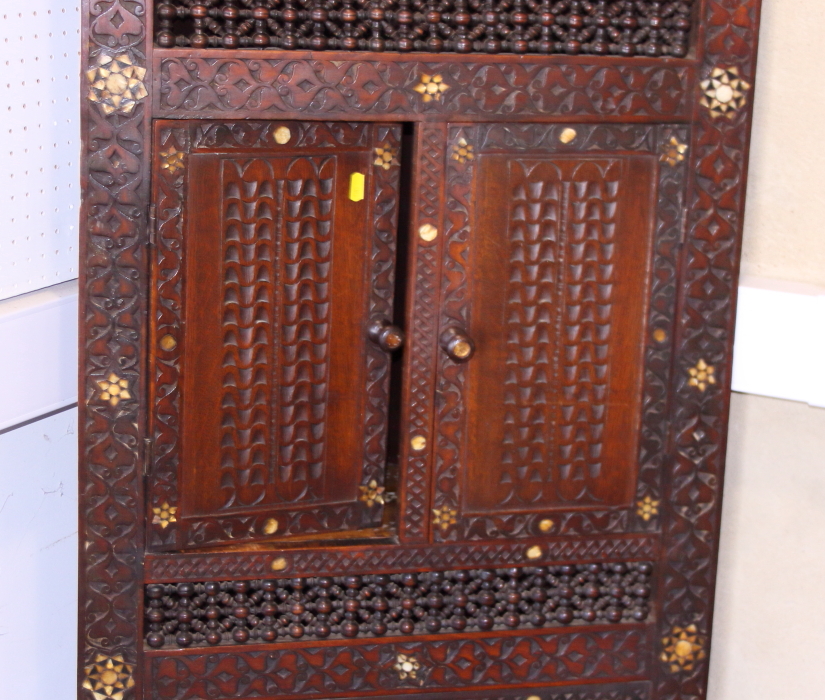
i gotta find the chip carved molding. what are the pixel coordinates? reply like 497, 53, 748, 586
79, 1, 761, 700
154, 52, 693, 121
656, 1, 761, 698
145, 627, 650, 699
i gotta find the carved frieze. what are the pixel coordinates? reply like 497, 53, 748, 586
156, 55, 692, 120
147, 628, 649, 698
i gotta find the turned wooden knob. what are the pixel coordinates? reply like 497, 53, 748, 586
368, 318, 405, 352
440, 327, 475, 362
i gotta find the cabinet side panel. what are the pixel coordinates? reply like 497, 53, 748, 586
79, 1, 151, 699
654, 0, 763, 698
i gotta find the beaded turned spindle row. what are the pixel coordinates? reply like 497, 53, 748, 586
145, 562, 653, 649
155, 0, 693, 56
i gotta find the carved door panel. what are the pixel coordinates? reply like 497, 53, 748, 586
432, 123, 687, 543
148, 120, 403, 551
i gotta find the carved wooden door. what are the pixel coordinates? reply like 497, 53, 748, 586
431, 123, 682, 547
148, 120, 403, 550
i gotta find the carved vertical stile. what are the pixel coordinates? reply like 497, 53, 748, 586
633, 126, 690, 533
431, 124, 476, 543
399, 123, 446, 542
80, 0, 150, 698
148, 125, 190, 550
656, 0, 762, 697
363, 124, 403, 494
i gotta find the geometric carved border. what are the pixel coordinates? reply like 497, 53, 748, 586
656, 0, 763, 698
156, 53, 692, 121
298, 684, 651, 700
80, 2, 150, 700
147, 627, 649, 700
145, 534, 658, 582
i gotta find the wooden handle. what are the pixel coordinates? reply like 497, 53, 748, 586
368, 318, 405, 352
440, 327, 475, 362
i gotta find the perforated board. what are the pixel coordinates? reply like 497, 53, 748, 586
0, 2, 80, 301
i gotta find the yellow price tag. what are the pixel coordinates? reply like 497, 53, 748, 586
349, 172, 365, 202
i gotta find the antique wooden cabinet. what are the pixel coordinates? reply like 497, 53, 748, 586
78, 2, 762, 700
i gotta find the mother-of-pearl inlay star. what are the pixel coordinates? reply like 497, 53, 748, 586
700, 67, 751, 119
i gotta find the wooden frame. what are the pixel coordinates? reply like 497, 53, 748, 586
78, 2, 763, 699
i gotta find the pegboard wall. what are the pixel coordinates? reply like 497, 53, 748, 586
0, 2, 80, 301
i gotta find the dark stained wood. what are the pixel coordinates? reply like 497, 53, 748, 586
148, 120, 403, 549
154, 0, 693, 56
153, 52, 694, 122
467, 151, 653, 512
146, 626, 651, 698
78, 1, 764, 699
144, 563, 653, 648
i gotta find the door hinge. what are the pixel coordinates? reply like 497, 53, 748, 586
148, 204, 157, 247
143, 437, 153, 476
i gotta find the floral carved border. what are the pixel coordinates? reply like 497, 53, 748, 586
154, 53, 692, 121
80, 0, 150, 699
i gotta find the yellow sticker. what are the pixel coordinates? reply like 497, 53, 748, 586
349, 172, 365, 202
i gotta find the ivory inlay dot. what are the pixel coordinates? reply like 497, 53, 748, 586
526, 545, 542, 559
274, 126, 292, 144
715, 84, 734, 103
419, 223, 438, 241
559, 128, 577, 143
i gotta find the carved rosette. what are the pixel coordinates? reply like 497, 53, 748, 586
700, 67, 751, 120
398, 123, 446, 542
86, 52, 147, 116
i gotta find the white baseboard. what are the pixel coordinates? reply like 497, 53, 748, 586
0, 275, 822, 432
732, 276, 825, 408
0, 280, 79, 431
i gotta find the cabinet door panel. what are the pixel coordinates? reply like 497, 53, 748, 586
148, 121, 402, 550
467, 156, 652, 512
432, 123, 687, 543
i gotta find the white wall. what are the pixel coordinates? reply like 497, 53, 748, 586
0, 408, 78, 700
741, 0, 825, 288
710, 394, 825, 699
